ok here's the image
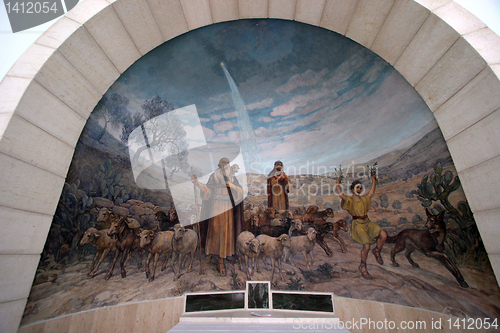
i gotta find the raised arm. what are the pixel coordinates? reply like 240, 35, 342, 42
367, 175, 377, 198
336, 177, 347, 200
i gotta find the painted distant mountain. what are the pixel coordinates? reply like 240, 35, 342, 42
367, 127, 452, 181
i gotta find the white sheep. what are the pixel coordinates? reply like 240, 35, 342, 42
172, 223, 198, 280
288, 219, 303, 236
139, 228, 174, 281
236, 231, 265, 279
256, 233, 291, 284
283, 227, 317, 270
79, 227, 117, 277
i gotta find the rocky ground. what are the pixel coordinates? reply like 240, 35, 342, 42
22, 230, 500, 326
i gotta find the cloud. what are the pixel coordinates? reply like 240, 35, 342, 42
228, 131, 241, 143
202, 126, 215, 141
211, 114, 223, 121
211, 134, 229, 142
214, 121, 234, 133
277, 68, 329, 93
259, 116, 275, 123
183, 124, 207, 148
270, 88, 329, 117
254, 127, 266, 136
247, 98, 274, 110
271, 102, 298, 116
223, 111, 237, 119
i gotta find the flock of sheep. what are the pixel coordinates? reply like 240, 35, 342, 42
79, 203, 348, 285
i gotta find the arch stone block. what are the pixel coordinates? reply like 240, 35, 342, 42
370, 0, 429, 65
269, 0, 296, 20
238, 0, 269, 19
345, 0, 394, 48
415, 37, 486, 111
111, 0, 164, 55
210, 0, 239, 23
34, 51, 101, 118
295, 0, 325, 26
319, 0, 356, 35
82, 6, 141, 73
146, 0, 189, 41
434, 67, 500, 141
395, 13, 460, 86
56, 25, 121, 94
180, 0, 213, 30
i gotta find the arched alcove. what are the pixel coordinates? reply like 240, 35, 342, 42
1, 0, 500, 332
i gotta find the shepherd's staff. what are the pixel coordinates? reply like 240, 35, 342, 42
193, 177, 204, 275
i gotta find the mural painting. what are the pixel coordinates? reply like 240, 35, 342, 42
22, 19, 500, 325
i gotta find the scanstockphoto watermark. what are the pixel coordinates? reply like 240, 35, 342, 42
292, 317, 500, 331
292, 318, 428, 331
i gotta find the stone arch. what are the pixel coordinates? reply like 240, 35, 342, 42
1, 0, 500, 331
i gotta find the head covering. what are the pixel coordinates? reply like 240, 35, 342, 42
268, 160, 284, 177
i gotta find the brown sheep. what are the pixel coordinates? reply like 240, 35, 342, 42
79, 227, 116, 277
106, 218, 142, 280
139, 228, 174, 281
172, 224, 198, 280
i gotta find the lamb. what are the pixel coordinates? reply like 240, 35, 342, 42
79, 227, 117, 277
172, 223, 198, 280
288, 219, 303, 236
284, 227, 317, 270
256, 233, 291, 284
236, 231, 265, 279
139, 228, 174, 281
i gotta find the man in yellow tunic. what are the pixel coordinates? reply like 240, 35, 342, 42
192, 158, 244, 275
336, 175, 387, 279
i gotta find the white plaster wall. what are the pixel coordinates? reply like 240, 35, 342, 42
0, 0, 499, 331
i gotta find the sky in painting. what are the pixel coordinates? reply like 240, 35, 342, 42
106, 19, 435, 175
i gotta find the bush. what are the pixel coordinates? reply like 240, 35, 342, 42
392, 200, 402, 210
399, 217, 410, 224
377, 218, 391, 227
412, 214, 423, 222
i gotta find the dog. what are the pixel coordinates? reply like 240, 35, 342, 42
386, 209, 469, 288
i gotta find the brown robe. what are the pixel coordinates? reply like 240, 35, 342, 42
267, 174, 289, 210
197, 171, 244, 258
